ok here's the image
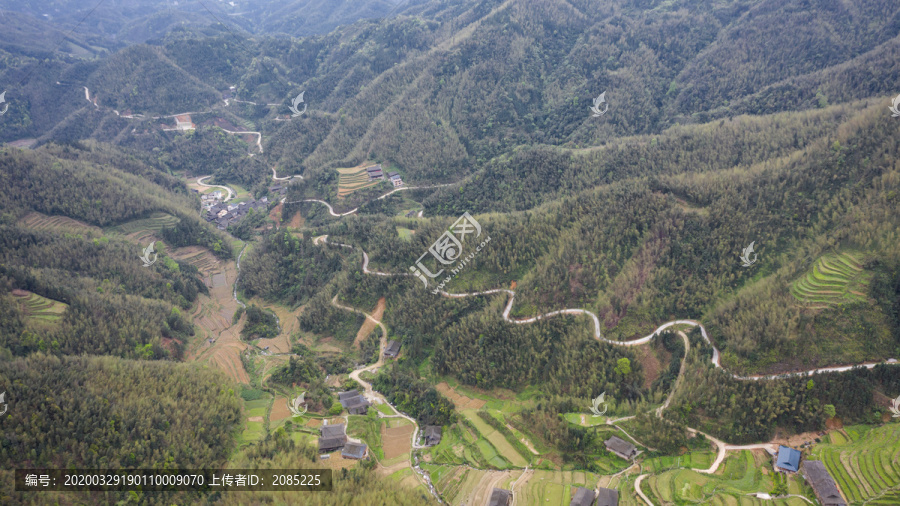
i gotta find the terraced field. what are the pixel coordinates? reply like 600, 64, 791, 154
808, 424, 900, 504
11, 289, 68, 326
18, 211, 101, 235
643, 450, 812, 505
790, 252, 872, 308
104, 212, 180, 236
337, 164, 381, 197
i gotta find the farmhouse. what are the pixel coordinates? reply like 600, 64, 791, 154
174, 114, 194, 131
802, 460, 847, 506
384, 340, 401, 358
317, 423, 347, 453
318, 436, 345, 453
604, 436, 637, 460
341, 442, 368, 460
366, 164, 384, 180
388, 171, 403, 187
423, 425, 442, 446
488, 488, 512, 506
570, 486, 596, 506
320, 423, 346, 439
338, 390, 370, 415
775, 445, 801, 473
595, 487, 619, 506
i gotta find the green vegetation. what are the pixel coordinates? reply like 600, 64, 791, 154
11, 290, 67, 326
809, 424, 900, 504
790, 252, 873, 307
240, 304, 279, 340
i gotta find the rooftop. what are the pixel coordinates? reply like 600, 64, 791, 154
776, 445, 801, 472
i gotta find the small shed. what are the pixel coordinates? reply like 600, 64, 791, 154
423, 425, 442, 446
384, 340, 401, 358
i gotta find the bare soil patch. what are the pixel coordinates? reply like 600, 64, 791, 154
354, 297, 386, 348
634, 344, 665, 390
382, 424, 414, 460
436, 383, 486, 410
270, 397, 291, 422
305, 418, 322, 428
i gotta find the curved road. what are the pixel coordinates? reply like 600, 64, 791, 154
281, 183, 455, 217
197, 176, 235, 202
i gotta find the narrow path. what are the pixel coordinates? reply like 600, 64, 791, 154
233, 244, 247, 309
197, 176, 235, 201
634, 474, 653, 506
272, 167, 302, 181
219, 128, 263, 153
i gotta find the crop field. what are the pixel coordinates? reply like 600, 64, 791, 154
643, 450, 811, 505
337, 164, 381, 197
790, 252, 872, 307
382, 423, 414, 461
426, 465, 522, 505
518, 469, 602, 506
11, 289, 68, 326
463, 410, 528, 468
238, 396, 271, 445
105, 212, 180, 236
18, 211, 101, 235
643, 450, 716, 473
808, 424, 900, 504
348, 413, 384, 460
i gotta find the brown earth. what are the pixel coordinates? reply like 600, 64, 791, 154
248, 416, 263, 422
270, 397, 291, 422
382, 423, 415, 460
287, 208, 305, 229
436, 383, 486, 410
269, 202, 282, 229
305, 418, 323, 428
354, 297, 386, 348
634, 344, 666, 390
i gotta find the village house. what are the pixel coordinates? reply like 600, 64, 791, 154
317, 423, 347, 453
775, 445, 801, 473
204, 197, 267, 230
388, 171, 403, 187
174, 114, 194, 131
384, 340, 401, 358
366, 164, 383, 180
604, 436, 637, 460
338, 390, 370, 415
595, 487, 619, 506
341, 442, 368, 460
802, 460, 847, 505
488, 488, 512, 506
423, 425, 442, 446
570, 487, 596, 506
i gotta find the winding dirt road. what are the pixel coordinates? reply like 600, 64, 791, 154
197, 176, 235, 201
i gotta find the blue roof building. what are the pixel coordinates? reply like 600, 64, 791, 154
775, 445, 801, 473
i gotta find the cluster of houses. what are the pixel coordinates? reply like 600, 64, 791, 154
773, 445, 846, 505
364, 164, 404, 187
316, 422, 368, 460
204, 197, 268, 230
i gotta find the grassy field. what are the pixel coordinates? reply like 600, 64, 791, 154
790, 252, 872, 307
337, 164, 382, 197
808, 424, 900, 504
348, 412, 385, 460
238, 395, 272, 446
11, 289, 68, 326
18, 211, 101, 235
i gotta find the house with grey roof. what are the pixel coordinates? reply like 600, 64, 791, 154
570, 486, 596, 506
423, 425, 442, 446
488, 488, 511, 506
318, 436, 345, 453
384, 340, 401, 358
595, 487, 619, 506
802, 460, 847, 506
320, 423, 346, 439
341, 442, 368, 460
604, 436, 637, 460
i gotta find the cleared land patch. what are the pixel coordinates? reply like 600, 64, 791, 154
809, 424, 900, 504
11, 289, 68, 326
382, 423, 415, 460
790, 252, 872, 307
18, 211, 101, 235
337, 163, 382, 198
105, 212, 180, 236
